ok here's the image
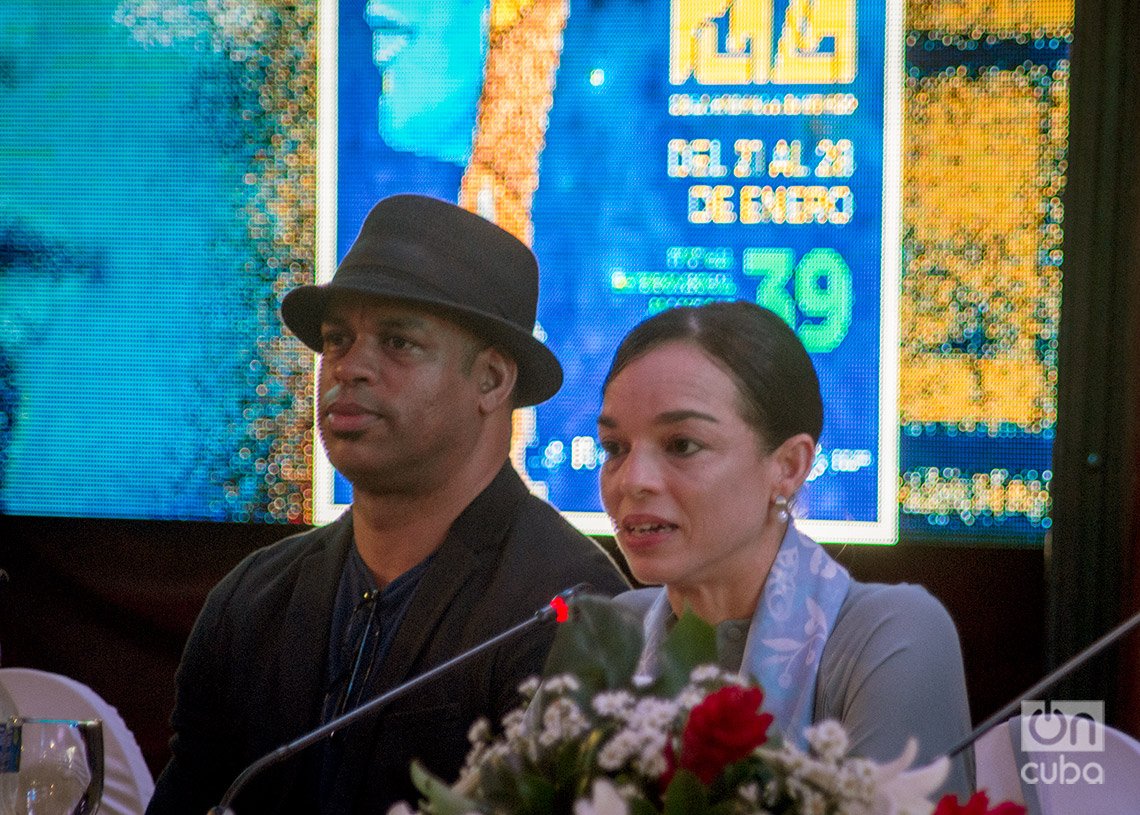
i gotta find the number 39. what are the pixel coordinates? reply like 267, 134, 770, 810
743, 247, 854, 353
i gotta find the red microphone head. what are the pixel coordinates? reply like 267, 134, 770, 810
540, 584, 592, 623
549, 595, 570, 623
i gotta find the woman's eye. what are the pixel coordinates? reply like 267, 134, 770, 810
598, 439, 624, 459
666, 438, 701, 456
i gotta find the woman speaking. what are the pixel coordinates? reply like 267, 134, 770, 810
597, 301, 974, 797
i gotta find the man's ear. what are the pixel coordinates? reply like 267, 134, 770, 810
473, 346, 518, 414
771, 432, 817, 496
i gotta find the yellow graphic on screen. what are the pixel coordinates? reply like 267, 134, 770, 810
896, 8, 1070, 528
901, 67, 1064, 429
460, 0, 567, 247
670, 0, 856, 86
459, 0, 570, 499
907, 0, 1072, 36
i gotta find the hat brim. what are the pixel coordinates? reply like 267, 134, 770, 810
281, 277, 563, 407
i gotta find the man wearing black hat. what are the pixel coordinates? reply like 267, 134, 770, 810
147, 195, 627, 814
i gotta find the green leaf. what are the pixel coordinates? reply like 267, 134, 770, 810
410, 760, 483, 815
543, 595, 644, 695
718, 754, 775, 794
553, 738, 585, 790
482, 758, 535, 811
628, 798, 661, 815
514, 769, 557, 815
662, 768, 710, 815
652, 607, 717, 697
571, 729, 607, 797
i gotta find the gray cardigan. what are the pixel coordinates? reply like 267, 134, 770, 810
617, 580, 975, 799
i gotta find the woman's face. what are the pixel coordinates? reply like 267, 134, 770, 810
598, 341, 789, 598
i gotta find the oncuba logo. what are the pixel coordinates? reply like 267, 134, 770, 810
1019, 700, 1105, 786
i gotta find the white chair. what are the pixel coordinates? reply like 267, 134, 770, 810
975, 714, 1140, 815
0, 667, 154, 814
974, 716, 1026, 806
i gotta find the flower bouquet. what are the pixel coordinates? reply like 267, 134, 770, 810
391, 596, 1022, 815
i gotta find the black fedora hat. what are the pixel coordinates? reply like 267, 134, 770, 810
281, 194, 563, 406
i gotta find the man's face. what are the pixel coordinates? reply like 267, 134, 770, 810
317, 293, 486, 496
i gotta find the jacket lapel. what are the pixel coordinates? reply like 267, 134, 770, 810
368, 463, 524, 694
274, 516, 353, 743
329, 463, 525, 808
374, 536, 482, 691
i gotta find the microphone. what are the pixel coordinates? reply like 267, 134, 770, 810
209, 583, 591, 814
947, 605, 1140, 757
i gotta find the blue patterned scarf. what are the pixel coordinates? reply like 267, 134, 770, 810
635, 524, 851, 748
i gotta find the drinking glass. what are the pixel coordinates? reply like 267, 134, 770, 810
0, 717, 104, 814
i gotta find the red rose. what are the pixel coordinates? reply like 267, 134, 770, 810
933, 791, 1027, 815
671, 686, 774, 785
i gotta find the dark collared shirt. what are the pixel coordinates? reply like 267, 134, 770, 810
318, 545, 433, 807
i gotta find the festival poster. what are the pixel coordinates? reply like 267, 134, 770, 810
318, 0, 902, 543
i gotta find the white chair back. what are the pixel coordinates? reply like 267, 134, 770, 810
0, 667, 154, 814
973, 716, 1025, 806
975, 714, 1140, 815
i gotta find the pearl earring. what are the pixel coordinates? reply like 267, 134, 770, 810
773, 495, 790, 524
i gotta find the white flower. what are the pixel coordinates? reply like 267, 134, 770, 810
767, 741, 810, 775
798, 787, 828, 815
868, 738, 948, 815
597, 728, 641, 770
502, 708, 527, 741
633, 749, 668, 777
632, 672, 654, 689
467, 717, 491, 744
615, 782, 639, 800
763, 777, 781, 806
538, 697, 589, 746
386, 804, 418, 815
690, 664, 724, 683
542, 674, 582, 694
805, 719, 849, 762
517, 675, 542, 697
738, 781, 761, 804
833, 758, 879, 801
630, 697, 679, 730
574, 778, 630, 815
675, 686, 706, 710
459, 719, 494, 773
785, 776, 810, 802
798, 757, 845, 795
592, 690, 635, 718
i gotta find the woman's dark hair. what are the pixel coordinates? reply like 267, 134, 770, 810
602, 301, 823, 449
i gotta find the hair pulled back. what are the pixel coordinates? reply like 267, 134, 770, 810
602, 301, 823, 450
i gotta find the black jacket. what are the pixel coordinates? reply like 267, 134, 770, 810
147, 463, 627, 814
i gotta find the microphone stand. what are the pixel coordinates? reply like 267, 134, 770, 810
209, 584, 584, 814
947, 606, 1140, 757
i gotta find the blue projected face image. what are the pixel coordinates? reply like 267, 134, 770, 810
0, 0, 253, 518
363, 0, 489, 164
